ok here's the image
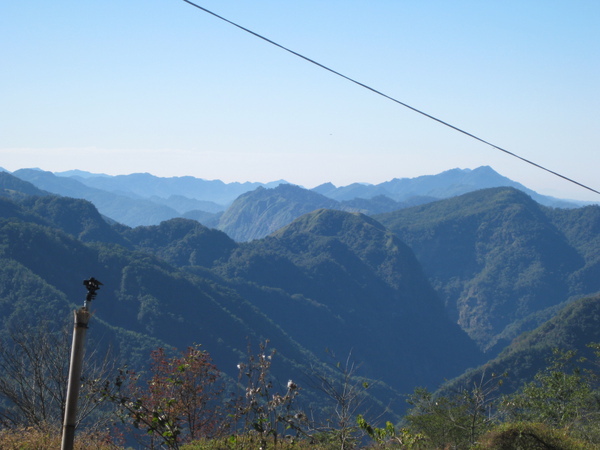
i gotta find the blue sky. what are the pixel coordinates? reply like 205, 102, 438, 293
1, 1, 599, 201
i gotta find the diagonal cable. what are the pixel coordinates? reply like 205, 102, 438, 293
182, 0, 599, 196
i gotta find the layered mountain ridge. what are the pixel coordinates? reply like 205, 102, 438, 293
0, 174, 486, 415
7, 166, 586, 231
2, 168, 600, 418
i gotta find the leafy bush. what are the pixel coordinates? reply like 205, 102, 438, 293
476, 422, 589, 449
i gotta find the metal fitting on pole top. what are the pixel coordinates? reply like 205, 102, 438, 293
82, 277, 103, 309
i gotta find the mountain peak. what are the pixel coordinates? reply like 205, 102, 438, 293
55, 170, 110, 178
217, 185, 338, 241
311, 182, 337, 195
273, 208, 384, 239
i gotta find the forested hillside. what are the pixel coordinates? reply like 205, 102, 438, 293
375, 187, 600, 353
441, 293, 600, 395
0, 173, 483, 421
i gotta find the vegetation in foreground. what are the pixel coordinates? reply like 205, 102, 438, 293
3, 322, 600, 449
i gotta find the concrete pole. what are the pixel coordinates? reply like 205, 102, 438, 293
61, 307, 91, 450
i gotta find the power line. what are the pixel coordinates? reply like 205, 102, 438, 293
181, 0, 600, 196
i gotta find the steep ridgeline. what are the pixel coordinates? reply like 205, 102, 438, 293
171, 209, 482, 393
375, 187, 600, 353
441, 293, 600, 395
115, 209, 484, 398
545, 205, 600, 296
216, 184, 339, 242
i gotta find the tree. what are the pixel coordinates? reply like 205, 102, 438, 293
478, 421, 589, 449
231, 339, 307, 449
501, 347, 600, 433
357, 414, 424, 448
405, 371, 505, 448
0, 321, 115, 433
306, 351, 374, 450
105, 344, 224, 449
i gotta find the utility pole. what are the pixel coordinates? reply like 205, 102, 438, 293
61, 277, 103, 450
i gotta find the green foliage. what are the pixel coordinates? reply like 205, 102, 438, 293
443, 295, 600, 399
405, 372, 506, 448
357, 414, 424, 448
476, 422, 589, 449
180, 435, 335, 449
420, 343, 600, 448
501, 347, 600, 432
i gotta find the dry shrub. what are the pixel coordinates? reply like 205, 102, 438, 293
0, 426, 121, 450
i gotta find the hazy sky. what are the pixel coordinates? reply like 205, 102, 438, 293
1, 1, 599, 201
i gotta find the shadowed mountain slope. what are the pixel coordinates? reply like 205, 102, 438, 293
0, 189, 485, 417
0, 171, 50, 198
440, 293, 600, 395
375, 187, 597, 352
123, 218, 236, 268
0, 207, 337, 410
209, 209, 483, 392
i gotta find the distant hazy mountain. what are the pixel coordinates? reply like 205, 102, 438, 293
11, 166, 587, 233
13, 169, 183, 227
63, 171, 288, 205
55, 169, 111, 178
216, 184, 339, 241
148, 195, 224, 214
318, 166, 580, 208
208, 166, 583, 243
215, 185, 433, 242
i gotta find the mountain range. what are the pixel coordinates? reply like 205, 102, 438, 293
1, 167, 600, 419
6, 166, 585, 231
0, 172, 483, 416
